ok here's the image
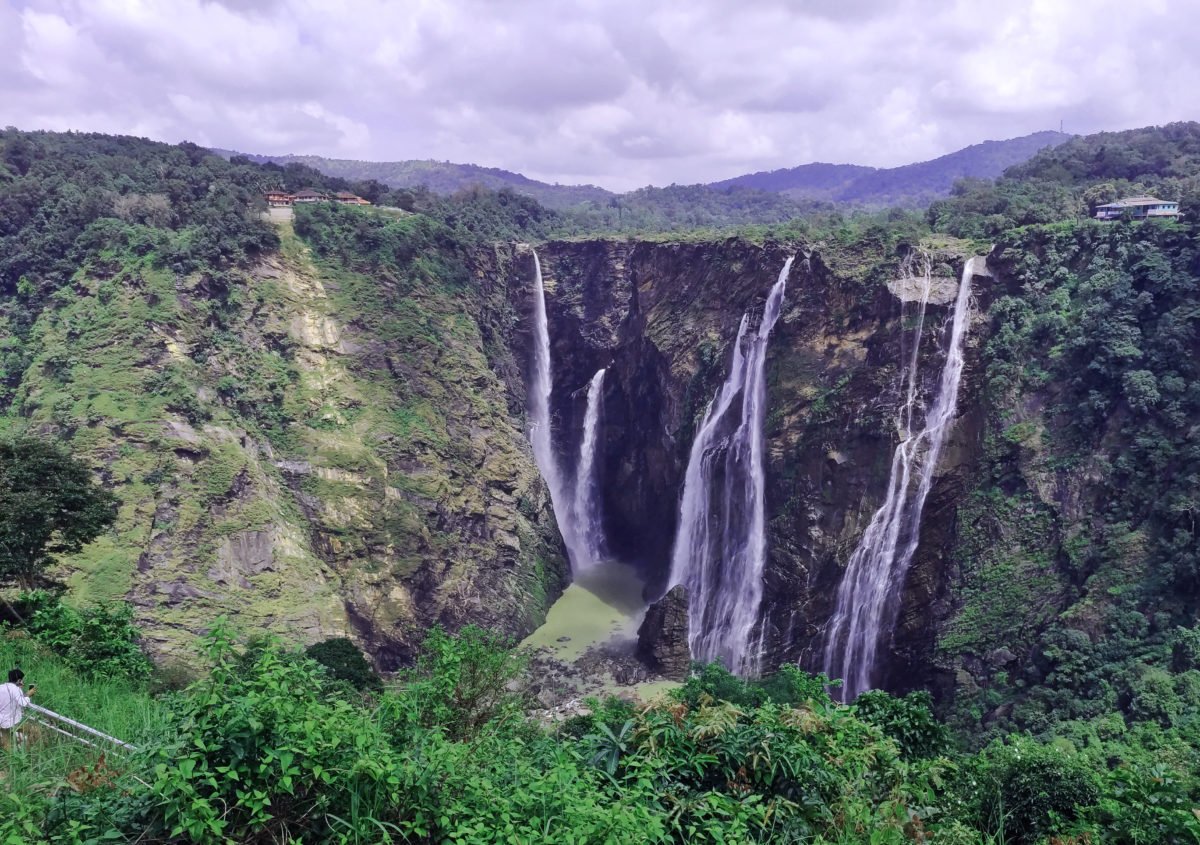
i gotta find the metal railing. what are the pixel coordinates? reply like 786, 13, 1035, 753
25, 703, 137, 755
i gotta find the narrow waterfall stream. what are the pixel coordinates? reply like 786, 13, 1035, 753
668, 257, 794, 677
824, 255, 983, 699
570, 368, 607, 570
528, 249, 569, 527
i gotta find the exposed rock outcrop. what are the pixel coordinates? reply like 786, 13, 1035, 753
637, 585, 692, 679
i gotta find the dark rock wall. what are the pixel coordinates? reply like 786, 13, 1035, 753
493, 237, 994, 695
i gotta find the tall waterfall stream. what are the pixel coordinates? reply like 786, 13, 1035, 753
528, 249, 572, 560
570, 368, 607, 570
667, 257, 794, 677
528, 250, 608, 573
823, 255, 983, 698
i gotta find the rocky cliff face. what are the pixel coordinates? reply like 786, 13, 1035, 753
637, 585, 692, 680
30, 223, 993, 695
25, 225, 566, 668
496, 237, 992, 692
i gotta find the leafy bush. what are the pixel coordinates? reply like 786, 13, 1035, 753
388, 624, 527, 742
304, 636, 382, 691
1089, 762, 1200, 844
10, 589, 151, 680
854, 689, 950, 761
676, 660, 835, 709
958, 737, 1101, 844
146, 622, 405, 844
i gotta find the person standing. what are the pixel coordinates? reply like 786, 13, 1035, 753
0, 668, 35, 749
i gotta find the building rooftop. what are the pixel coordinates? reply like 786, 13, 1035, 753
1096, 196, 1176, 208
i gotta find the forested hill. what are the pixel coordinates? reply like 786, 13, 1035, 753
928, 120, 1200, 239
212, 150, 614, 210
707, 161, 874, 196
710, 130, 1071, 205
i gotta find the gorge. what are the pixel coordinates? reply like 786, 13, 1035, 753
515, 239, 994, 699
5, 127, 1200, 749
4, 96, 1200, 844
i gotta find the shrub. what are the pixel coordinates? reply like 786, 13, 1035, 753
304, 636, 382, 691
13, 590, 152, 681
854, 689, 950, 760
962, 737, 1101, 844
390, 625, 527, 742
676, 661, 836, 709
145, 622, 403, 844
1089, 762, 1200, 844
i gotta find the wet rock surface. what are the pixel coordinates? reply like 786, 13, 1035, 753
637, 585, 692, 680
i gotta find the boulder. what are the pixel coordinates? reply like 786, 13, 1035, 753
637, 586, 692, 680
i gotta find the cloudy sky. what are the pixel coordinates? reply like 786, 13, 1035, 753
1, 0, 1193, 190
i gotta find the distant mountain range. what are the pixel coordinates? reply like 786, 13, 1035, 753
709, 131, 1073, 206
214, 130, 1072, 210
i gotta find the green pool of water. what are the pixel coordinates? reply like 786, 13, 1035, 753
522, 561, 646, 662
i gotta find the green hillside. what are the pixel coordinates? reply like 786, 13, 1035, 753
0, 129, 565, 664
213, 150, 614, 210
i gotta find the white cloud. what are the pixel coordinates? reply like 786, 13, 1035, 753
0, 0, 1194, 190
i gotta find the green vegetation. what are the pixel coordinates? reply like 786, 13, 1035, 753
6, 590, 152, 681
3, 121, 1200, 842
304, 637, 382, 692
0, 129, 564, 659
0, 437, 118, 587
928, 121, 1200, 239
1, 625, 1196, 843
937, 219, 1200, 744
220, 151, 615, 210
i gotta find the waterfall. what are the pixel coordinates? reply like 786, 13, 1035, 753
668, 256, 794, 676
528, 249, 575, 564
823, 255, 983, 699
570, 368, 607, 569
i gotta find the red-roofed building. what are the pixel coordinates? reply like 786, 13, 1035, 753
293, 189, 329, 203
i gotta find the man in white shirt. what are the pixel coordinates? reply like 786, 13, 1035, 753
0, 668, 35, 749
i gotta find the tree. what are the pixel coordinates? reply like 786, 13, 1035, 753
0, 437, 118, 587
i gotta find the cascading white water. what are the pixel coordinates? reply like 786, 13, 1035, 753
528, 249, 576, 564
570, 368, 607, 569
668, 256, 794, 676
823, 255, 983, 699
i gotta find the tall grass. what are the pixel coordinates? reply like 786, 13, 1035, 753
0, 632, 167, 800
